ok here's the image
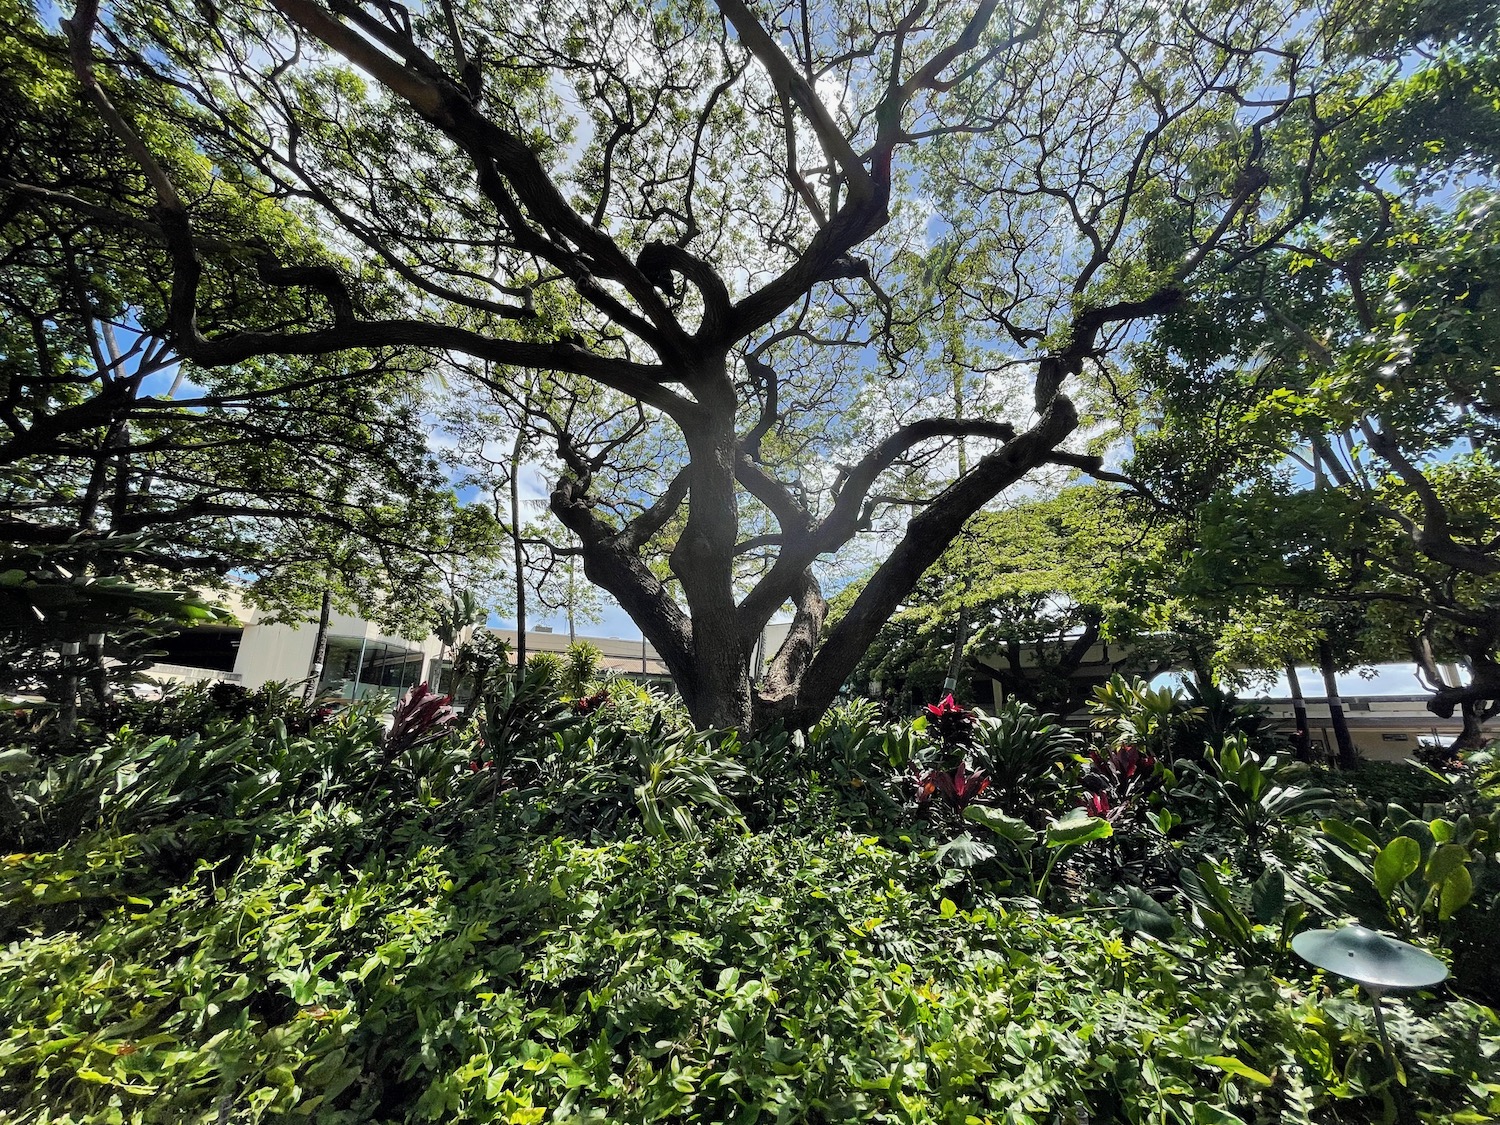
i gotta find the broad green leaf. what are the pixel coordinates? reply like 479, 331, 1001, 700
0, 748, 35, 773
934, 834, 997, 869
1438, 865, 1473, 921
1320, 819, 1376, 854
1121, 886, 1176, 939
964, 804, 1037, 846
1424, 843, 1468, 886
1373, 836, 1421, 899
1045, 809, 1113, 847
1251, 867, 1285, 924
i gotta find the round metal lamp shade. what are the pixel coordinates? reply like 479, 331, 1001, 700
1292, 925, 1449, 991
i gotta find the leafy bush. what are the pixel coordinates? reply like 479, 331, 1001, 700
967, 699, 1081, 818
2, 684, 1497, 1123
561, 641, 603, 697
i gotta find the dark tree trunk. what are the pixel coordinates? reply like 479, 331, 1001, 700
304, 588, 333, 703
1452, 699, 1493, 752
57, 642, 81, 738
944, 599, 970, 694
511, 428, 527, 673
755, 396, 1081, 732
1285, 661, 1311, 761
86, 632, 109, 711
1318, 639, 1358, 769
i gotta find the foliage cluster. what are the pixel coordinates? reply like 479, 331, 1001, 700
2, 673, 1498, 1122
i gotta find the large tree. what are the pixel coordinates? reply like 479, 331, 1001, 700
1123, 10, 1500, 746
1, 4, 498, 653
51, 0, 1406, 729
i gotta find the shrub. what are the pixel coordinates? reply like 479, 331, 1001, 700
967, 699, 1081, 818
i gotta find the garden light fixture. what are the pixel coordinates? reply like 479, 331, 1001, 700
1292, 924, 1448, 1125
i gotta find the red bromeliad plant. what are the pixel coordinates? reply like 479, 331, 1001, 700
385, 682, 459, 760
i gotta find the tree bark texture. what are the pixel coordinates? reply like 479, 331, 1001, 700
1318, 639, 1358, 769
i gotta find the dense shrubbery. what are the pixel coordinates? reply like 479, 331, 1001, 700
1, 671, 1496, 1123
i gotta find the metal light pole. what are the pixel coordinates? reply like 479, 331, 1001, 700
1292, 924, 1448, 1125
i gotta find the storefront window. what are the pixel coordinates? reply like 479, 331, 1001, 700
317, 637, 426, 702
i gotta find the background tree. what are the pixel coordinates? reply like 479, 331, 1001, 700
836, 487, 1182, 714
1123, 8, 1500, 748
1, 4, 501, 705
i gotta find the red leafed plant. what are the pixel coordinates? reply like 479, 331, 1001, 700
573, 688, 610, 715
914, 761, 991, 810
924, 693, 977, 750
385, 682, 458, 759
1079, 743, 1162, 819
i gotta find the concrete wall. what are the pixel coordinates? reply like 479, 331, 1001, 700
231, 607, 442, 692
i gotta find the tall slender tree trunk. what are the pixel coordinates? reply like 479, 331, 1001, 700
1285, 661, 1311, 761
944, 377, 970, 696
567, 559, 578, 646
58, 642, 80, 738
1318, 639, 1357, 769
304, 588, 333, 703
87, 632, 109, 710
510, 428, 527, 673
945, 600, 970, 694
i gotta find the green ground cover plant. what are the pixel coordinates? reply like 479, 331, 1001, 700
1, 675, 1497, 1123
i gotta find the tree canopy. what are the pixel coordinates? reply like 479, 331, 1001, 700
1, 2, 501, 659
1124, 7, 1500, 742
16, 0, 1478, 729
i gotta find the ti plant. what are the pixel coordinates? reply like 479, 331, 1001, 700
968, 700, 1081, 816
384, 682, 458, 761
913, 695, 990, 813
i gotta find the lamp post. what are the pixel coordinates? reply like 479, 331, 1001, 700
59, 639, 81, 736
1292, 924, 1448, 1125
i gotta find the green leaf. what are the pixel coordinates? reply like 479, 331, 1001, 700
1320, 818, 1376, 854
1438, 865, 1473, 921
934, 834, 997, 869
0, 748, 36, 773
939, 897, 958, 919
1373, 836, 1421, 899
1202, 1055, 1273, 1086
1045, 808, 1113, 847
964, 804, 1037, 846
1424, 843, 1468, 886
1193, 1104, 1250, 1124
1120, 886, 1175, 939
1251, 867, 1285, 924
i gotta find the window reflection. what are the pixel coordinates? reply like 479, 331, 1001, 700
317, 636, 426, 701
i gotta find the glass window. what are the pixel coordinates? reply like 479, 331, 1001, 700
317, 637, 426, 703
